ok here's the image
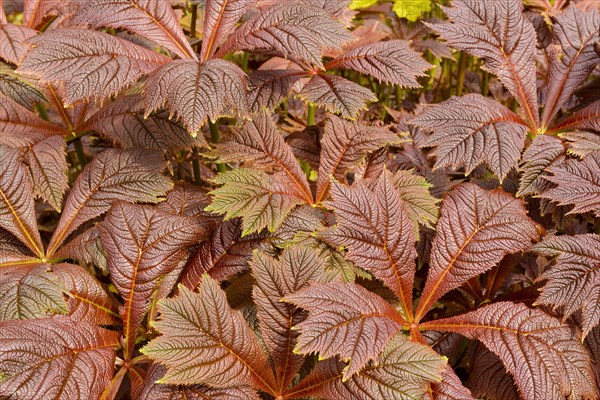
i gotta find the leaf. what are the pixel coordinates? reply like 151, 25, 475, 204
284, 282, 404, 379
415, 183, 542, 320
0, 23, 37, 65
251, 247, 326, 390
134, 363, 261, 400
248, 69, 307, 112
0, 93, 67, 147
142, 280, 276, 391
55, 226, 107, 272
554, 99, 600, 132
216, 112, 313, 203
391, 170, 440, 234
22, 0, 84, 30
562, 131, 600, 158
288, 334, 445, 399
219, 2, 352, 68
531, 234, 600, 337
47, 148, 173, 257
201, 0, 255, 61
98, 202, 208, 359
157, 183, 214, 219
325, 40, 429, 87
0, 63, 45, 108
86, 94, 206, 151
51, 263, 119, 326
0, 265, 67, 321
0, 145, 44, 258
517, 134, 565, 197
25, 135, 68, 212
182, 219, 265, 286
0, 228, 36, 266
206, 168, 305, 236
299, 73, 377, 119
17, 28, 169, 105
421, 302, 596, 400
144, 59, 248, 135
393, 0, 432, 22
466, 344, 518, 400
429, 0, 539, 128
541, 5, 600, 128
0, 316, 119, 400
316, 115, 398, 202
426, 365, 476, 400
540, 152, 600, 217
411, 94, 529, 180
75, 0, 196, 59
320, 172, 417, 319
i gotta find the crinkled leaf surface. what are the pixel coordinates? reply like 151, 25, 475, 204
0, 265, 67, 321
76, 0, 196, 59
47, 148, 173, 256
0, 63, 45, 109
206, 168, 305, 235
142, 280, 276, 392
219, 2, 352, 68
55, 226, 107, 272
25, 135, 68, 212
532, 234, 600, 337
540, 152, 600, 217
554, 99, 600, 132
316, 115, 398, 202
562, 131, 600, 158
299, 73, 377, 119
0, 145, 44, 258
248, 68, 307, 112
325, 40, 429, 87
284, 281, 404, 379
391, 170, 440, 235
466, 344, 518, 400
201, 0, 255, 61
428, 0, 539, 128
517, 134, 565, 197
421, 302, 596, 400
18, 28, 169, 105
320, 172, 417, 319
0, 23, 37, 65
412, 94, 529, 180
98, 202, 208, 358
426, 364, 476, 400
416, 183, 542, 320
0, 228, 36, 267
144, 59, 247, 135
288, 334, 445, 399
0, 316, 119, 400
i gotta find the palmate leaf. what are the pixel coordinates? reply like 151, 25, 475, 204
415, 183, 542, 320
320, 172, 417, 319
0, 228, 36, 266
0, 265, 67, 321
0, 316, 119, 400
0, 145, 44, 258
144, 59, 248, 135
219, 2, 352, 68
85, 94, 206, 151
0, 23, 37, 65
51, 263, 119, 326
391, 170, 440, 235
540, 152, 600, 217
252, 247, 327, 391
247, 65, 307, 112
554, 99, 600, 132
517, 134, 565, 197
421, 302, 596, 400
134, 364, 260, 400
206, 169, 305, 236
325, 40, 430, 88
22, 0, 83, 30
0, 63, 45, 109
316, 115, 398, 202
182, 219, 265, 286
142, 279, 277, 392
201, 0, 256, 61
287, 335, 444, 400
411, 94, 529, 181
98, 202, 208, 359
284, 282, 404, 379
562, 131, 600, 158
428, 0, 539, 129
157, 184, 214, 219
25, 135, 68, 212
18, 28, 169, 105
55, 227, 107, 272
299, 73, 377, 119
47, 148, 173, 257
75, 0, 196, 59
216, 113, 313, 203
541, 4, 600, 128
531, 234, 600, 337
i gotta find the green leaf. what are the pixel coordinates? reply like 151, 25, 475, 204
349, 0, 378, 10
393, 0, 431, 22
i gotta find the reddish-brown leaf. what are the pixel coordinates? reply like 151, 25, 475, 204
517, 134, 566, 197
553, 99, 600, 133
201, 0, 255, 61
415, 183, 542, 320
466, 343, 519, 400
0, 23, 37, 65
0, 316, 119, 400
55, 226, 107, 272
25, 135, 68, 212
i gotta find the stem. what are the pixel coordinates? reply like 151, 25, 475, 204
209, 120, 226, 173
72, 137, 87, 168
192, 147, 201, 185
395, 85, 404, 108
190, 3, 197, 38
307, 104, 316, 126
456, 52, 468, 96
241, 52, 249, 72
35, 103, 49, 121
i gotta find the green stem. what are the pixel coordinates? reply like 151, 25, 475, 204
307, 104, 316, 126
72, 138, 87, 168
35, 103, 49, 121
395, 85, 404, 108
241, 52, 249, 72
456, 52, 468, 96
